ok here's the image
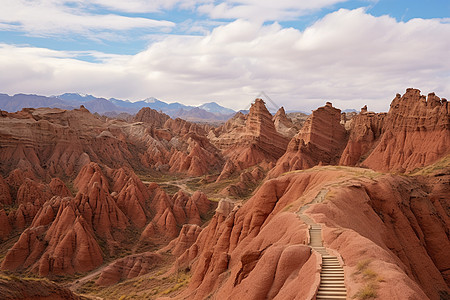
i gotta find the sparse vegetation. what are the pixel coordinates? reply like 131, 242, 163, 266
356, 259, 371, 273
353, 259, 381, 300
355, 282, 378, 299
410, 154, 450, 176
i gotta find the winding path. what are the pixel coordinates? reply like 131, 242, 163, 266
298, 191, 347, 300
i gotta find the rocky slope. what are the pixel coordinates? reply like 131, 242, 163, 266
168, 161, 449, 300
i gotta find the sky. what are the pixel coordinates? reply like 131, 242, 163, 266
0, 0, 449, 112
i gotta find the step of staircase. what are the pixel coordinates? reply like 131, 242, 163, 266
316, 295, 347, 300
317, 289, 347, 296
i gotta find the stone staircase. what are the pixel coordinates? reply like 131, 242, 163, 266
310, 224, 347, 300
298, 201, 347, 300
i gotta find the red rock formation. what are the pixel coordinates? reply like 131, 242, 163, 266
0, 209, 12, 240
164, 118, 208, 137
16, 178, 52, 206
5, 168, 30, 196
303, 168, 450, 299
171, 164, 449, 299
363, 89, 450, 172
339, 107, 386, 166
133, 107, 170, 127
1, 196, 104, 276
176, 170, 341, 299
269, 102, 347, 177
168, 133, 223, 176
96, 252, 163, 286
273, 107, 298, 138
0, 107, 135, 178
163, 224, 202, 257
221, 166, 264, 197
141, 187, 213, 241
73, 162, 109, 193
1, 163, 151, 276
14, 202, 40, 229
0, 175, 12, 206
133, 116, 223, 176
211, 99, 289, 180
0, 104, 226, 181
49, 178, 72, 198
111, 167, 150, 228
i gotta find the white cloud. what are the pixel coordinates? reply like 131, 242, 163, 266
78, 0, 213, 13
1, 8, 449, 112
198, 0, 350, 21
0, 0, 175, 39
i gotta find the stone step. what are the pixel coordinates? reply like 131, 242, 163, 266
321, 278, 345, 283
316, 295, 347, 300
321, 280, 346, 284
320, 283, 346, 288
321, 274, 345, 278
317, 290, 347, 296
318, 286, 347, 294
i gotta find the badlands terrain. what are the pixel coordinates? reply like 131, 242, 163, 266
0, 88, 448, 300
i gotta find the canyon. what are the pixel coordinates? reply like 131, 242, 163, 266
0, 88, 448, 300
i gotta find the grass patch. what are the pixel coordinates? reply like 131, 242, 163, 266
354, 282, 378, 299
362, 268, 377, 280
356, 259, 371, 273
161, 271, 190, 295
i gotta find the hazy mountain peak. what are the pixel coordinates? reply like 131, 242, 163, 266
198, 102, 235, 116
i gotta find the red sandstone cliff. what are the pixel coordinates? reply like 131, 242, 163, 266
268, 102, 347, 177
362, 89, 450, 172
339, 106, 386, 166
210, 99, 289, 180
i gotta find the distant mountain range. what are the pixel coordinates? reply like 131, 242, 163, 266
0, 93, 237, 122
